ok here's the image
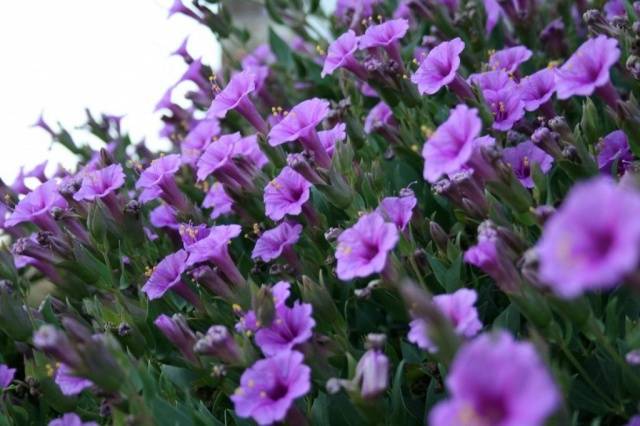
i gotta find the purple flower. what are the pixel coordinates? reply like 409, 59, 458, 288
422, 104, 482, 183
252, 222, 302, 262
322, 30, 367, 80
483, 0, 503, 33
430, 332, 560, 426
627, 416, 640, 426
207, 70, 267, 133
485, 88, 525, 131
241, 44, 275, 91
255, 301, 315, 356
354, 343, 389, 399
73, 164, 125, 201
502, 140, 554, 188
376, 191, 417, 231
231, 350, 311, 426
136, 154, 189, 211
179, 223, 210, 248
181, 118, 221, 165
0, 364, 16, 389
203, 182, 234, 219
167, 0, 201, 21
149, 204, 179, 230
185, 224, 245, 285
469, 69, 517, 93
412, 38, 465, 95
233, 134, 268, 170
335, 212, 399, 280
193, 325, 241, 363
264, 167, 312, 221
154, 314, 198, 363
364, 101, 396, 134
318, 123, 347, 157
26, 160, 48, 182
360, 19, 409, 49
336, 0, 381, 23
519, 68, 557, 112
604, 0, 626, 20
196, 133, 257, 189
556, 35, 620, 99
597, 130, 633, 173
142, 250, 191, 300
178, 57, 209, 90
49, 413, 97, 426
536, 177, 640, 298
54, 363, 93, 396
6, 180, 67, 232
408, 288, 482, 352
489, 46, 532, 73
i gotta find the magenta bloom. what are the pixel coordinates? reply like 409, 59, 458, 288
597, 130, 633, 173
241, 44, 275, 90
149, 204, 179, 230
364, 101, 396, 134
489, 46, 532, 73
196, 133, 263, 188
268, 98, 332, 167
255, 301, 315, 356
335, 212, 399, 280
319, 122, 347, 157
252, 222, 302, 262
49, 413, 98, 426
469, 69, 517, 93
484, 88, 525, 131
360, 19, 409, 49
604, 0, 626, 20
181, 118, 221, 165
6, 180, 67, 232
54, 363, 93, 396
207, 70, 267, 133
408, 288, 482, 352
519, 68, 557, 112
203, 182, 234, 219
73, 164, 125, 201
430, 332, 559, 426
136, 154, 189, 211
483, 0, 503, 33
322, 30, 367, 80
422, 104, 482, 183
0, 364, 15, 389
376, 190, 417, 231
264, 167, 312, 221
536, 177, 640, 298
502, 140, 554, 188
556, 35, 620, 99
231, 350, 311, 426
412, 38, 464, 95
141, 249, 189, 300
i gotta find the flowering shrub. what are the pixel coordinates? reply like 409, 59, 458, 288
5, 0, 640, 424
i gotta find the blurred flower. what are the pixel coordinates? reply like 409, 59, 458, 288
149, 204, 179, 230
354, 334, 389, 399
318, 122, 347, 157
181, 118, 221, 166
502, 140, 554, 188
375, 190, 417, 231
597, 130, 632, 174
48, 413, 98, 426
489, 46, 532, 73
0, 364, 15, 389
203, 182, 234, 219
6, 180, 67, 232
364, 101, 396, 134
484, 87, 525, 131
54, 363, 93, 396
154, 314, 198, 363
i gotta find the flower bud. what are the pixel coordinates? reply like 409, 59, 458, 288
0, 281, 32, 341
154, 314, 198, 364
353, 334, 389, 399
193, 325, 241, 364
33, 325, 83, 369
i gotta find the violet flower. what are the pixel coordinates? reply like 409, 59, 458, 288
375, 190, 417, 231
422, 104, 482, 183
336, 0, 381, 24
181, 118, 221, 166
489, 46, 533, 74
203, 182, 234, 219
335, 212, 399, 280
519, 68, 557, 115
555, 35, 620, 107
536, 177, 640, 298
353, 334, 389, 399
49, 413, 98, 426
231, 350, 311, 426
412, 38, 471, 98
484, 87, 526, 131
136, 154, 190, 212
469, 69, 517, 93
360, 19, 409, 69
178, 57, 209, 91
364, 101, 396, 134
141, 249, 201, 308
268, 98, 332, 168
241, 44, 275, 92
597, 130, 633, 174
171, 36, 192, 62
483, 0, 503, 34
322, 30, 368, 80
318, 122, 347, 157
502, 140, 554, 188
154, 314, 198, 363
167, 0, 201, 21
193, 325, 241, 363
26, 160, 48, 183
604, 0, 626, 20
264, 167, 312, 221
6, 180, 67, 233
73, 164, 125, 219
252, 222, 303, 264
185, 224, 245, 285
430, 332, 560, 426
207, 70, 267, 134
54, 363, 93, 396
149, 204, 180, 230
0, 364, 16, 389
255, 300, 315, 356
408, 288, 482, 352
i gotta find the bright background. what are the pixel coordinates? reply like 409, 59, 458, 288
0, 0, 221, 182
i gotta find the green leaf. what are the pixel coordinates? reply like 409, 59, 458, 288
269, 28, 293, 69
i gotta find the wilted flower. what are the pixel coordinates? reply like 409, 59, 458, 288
502, 140, 554, 188
429, 332, 560, 426
489, 46, 532, 73
54, 363, 93, 396
194, 325, 241, 363
252, 222, 302, 263
335, 212, 399, 280
264, 167, 312, 221
231, 350, 311, 425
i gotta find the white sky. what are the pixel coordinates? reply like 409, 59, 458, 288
0, 0, 221, 183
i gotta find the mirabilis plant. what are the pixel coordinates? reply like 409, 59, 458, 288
7, 0, 640, 425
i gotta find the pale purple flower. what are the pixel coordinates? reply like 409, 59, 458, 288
430, 332, 560, 426
627, 416, 640, 426
171, 36, 192, 61
141, 249, 189, 300
54, 363, 93, 396
255, 301, 315, 356
149, 204, 179, 230
422, 104, 482, 183
231, 350, 311, 426
469, 69, 517, 93
181, 118, 221, 165
502, 140, 554, 188
536, 177, 640, 298
233, 134, 268, 170
322, 30, 367, 80
360, 19, 409, 49
135, 154, 188, 211
0, 364, 16, 389
597, 130, 633, 173
178, 57, 209, 90
264, 167, 312, 221
519, 68, 557, 112
11, 167, 30, 195
485, 88, 525, 131
376, 191, 417, 231
185, 224, 245, 285
354, 344, 389, 398
241, 44, 275, 90
196, 133, 260, 188
203, 182, 234, 219
489, 46, 533, 73
318, 122, 347, 157
364, 101, 396, 134
167, 0, 201, 21
336, 0, 381, 22
408, 288, 482, 352
483, 0, 503, 33
412, 38, 465, 95
556, 35, 620, 99
73, 164, 125, 201
252, 222, 302, 262
26, 160, 48, 182
49, 413, 98, 426
335, 212, 399, 280
6, 180, 67, 231
604, 0, 626, 20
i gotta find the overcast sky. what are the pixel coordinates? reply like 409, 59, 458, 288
0, 0, 220, 183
